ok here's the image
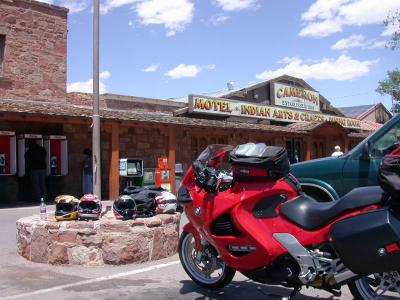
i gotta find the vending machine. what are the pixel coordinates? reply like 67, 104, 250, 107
119, 158, 143, 177
155, 157, 173, 192
0, 131, 17, 175
17, 134, 43, 177
44, 135, 68, 176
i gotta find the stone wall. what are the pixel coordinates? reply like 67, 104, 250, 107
0, 0, 68, 102
17, 212, 180, 265
120, 127, 168, 168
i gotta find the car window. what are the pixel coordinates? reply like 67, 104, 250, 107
371, 123, 400, 157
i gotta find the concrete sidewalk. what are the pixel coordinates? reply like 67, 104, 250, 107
0, 204, 350, 300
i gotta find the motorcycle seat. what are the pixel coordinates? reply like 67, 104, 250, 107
280, 186, 383, 230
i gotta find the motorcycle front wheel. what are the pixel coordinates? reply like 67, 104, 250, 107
348, 271, 400, 299
179, 231, 235, 290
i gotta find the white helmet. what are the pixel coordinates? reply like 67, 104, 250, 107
155, 191, 177, 214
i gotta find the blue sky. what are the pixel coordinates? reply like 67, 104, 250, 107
44, 0, 399, 110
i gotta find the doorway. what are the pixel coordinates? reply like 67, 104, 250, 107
286, 138, 304, 163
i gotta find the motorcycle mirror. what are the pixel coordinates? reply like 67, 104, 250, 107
360, 141, 371, 161
192, 161, 204, 174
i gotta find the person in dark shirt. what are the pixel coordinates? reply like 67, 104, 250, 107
82, 148, 93, 194
25, 141, 47, 202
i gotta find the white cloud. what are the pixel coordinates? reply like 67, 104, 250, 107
165, 64, 200, 79
368, 40, 386, 49
382, 23, 398, 36
101, 0, 194, 36
59, 0, 89, 13
67, 71, 111, 94
142, 63, 160, 72
300, 0, 400, 38
299, 18, 343, 37
332, 34, 386, 49
278, 56, 300, 64
213, 0, 258, 11
135, 0, 194, 36
101, 0, 140, 14
37, 0, 54, 4
201, 14, 230, 26
205, 64, 216, 70
256, 55, 378, 81
99, 71, 111, 79
212, 14, 230, 25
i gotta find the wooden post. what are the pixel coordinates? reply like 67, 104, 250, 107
108, 123, 120, 200
344, 137, 349, 153
168, 126, 176, 194
305, 136, 312, 161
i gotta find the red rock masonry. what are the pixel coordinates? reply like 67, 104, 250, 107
16, 212, 181, 265
0, 0, 68, 102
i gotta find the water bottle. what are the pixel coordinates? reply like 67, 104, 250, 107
40, 198, 47, 220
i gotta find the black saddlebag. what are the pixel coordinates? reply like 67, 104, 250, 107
330, 208, 400, 274
229, 143, 290, 181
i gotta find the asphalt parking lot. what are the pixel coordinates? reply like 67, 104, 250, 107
0, 205, 353, 300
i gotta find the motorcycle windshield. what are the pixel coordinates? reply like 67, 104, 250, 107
196, 144, 234, 167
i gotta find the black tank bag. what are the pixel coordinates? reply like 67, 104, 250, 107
229, 143, 290, 181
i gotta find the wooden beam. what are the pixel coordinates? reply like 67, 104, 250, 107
168, 126, 176, 194
0, 113, 90, 124
108, 123, 120, 200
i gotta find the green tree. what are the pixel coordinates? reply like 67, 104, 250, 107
384, 10, 400, 50
377, 70, 400, 113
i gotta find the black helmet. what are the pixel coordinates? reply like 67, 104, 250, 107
113, 195, 136, 220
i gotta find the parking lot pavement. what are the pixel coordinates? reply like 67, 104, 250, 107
0, 205, 353, 300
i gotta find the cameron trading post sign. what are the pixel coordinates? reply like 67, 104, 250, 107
188, 95, 361, 129
272, 83, 320, 112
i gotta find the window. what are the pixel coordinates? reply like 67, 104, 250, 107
371, 123, 400, 157
0, 35, 5, 76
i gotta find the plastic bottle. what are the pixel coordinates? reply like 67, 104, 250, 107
40, 198, 47, 220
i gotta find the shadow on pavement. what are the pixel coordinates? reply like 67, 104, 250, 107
179, 279, 336, 300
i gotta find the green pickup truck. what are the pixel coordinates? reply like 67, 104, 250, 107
291, 114, 400, 201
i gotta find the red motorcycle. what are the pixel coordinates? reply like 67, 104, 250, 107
177, 143, 400, 299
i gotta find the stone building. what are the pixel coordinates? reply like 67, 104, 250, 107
0, 0, 374, 205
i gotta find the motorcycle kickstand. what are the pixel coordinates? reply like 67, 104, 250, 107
287, 286, 301, 300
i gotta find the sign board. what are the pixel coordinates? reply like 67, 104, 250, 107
0, 131, 15, 136
17, 134, 43, 139
272, 83, 320, 112
188, 95, 361, 129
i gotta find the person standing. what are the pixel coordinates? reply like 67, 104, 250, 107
331, 145, 344, 157
25, 141, 47, 202
82, 148, 93, 194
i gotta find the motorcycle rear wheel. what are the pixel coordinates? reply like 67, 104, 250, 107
179, 231, 235, 290
348, 271, 400, 299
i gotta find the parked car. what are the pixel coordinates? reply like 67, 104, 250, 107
291, 114, 400, 201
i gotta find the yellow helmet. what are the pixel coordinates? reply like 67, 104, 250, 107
54, 195, 79, 221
